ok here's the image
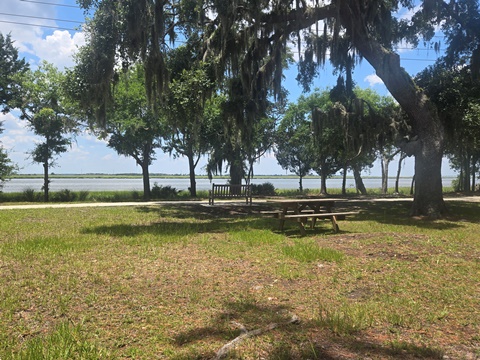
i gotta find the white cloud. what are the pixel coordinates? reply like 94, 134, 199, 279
101, 154, 115, 161
364, 73, 384, 87
32, 30, 85, 69
0, 2, 85, 70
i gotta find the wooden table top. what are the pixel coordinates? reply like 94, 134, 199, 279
268, 198, 337, 204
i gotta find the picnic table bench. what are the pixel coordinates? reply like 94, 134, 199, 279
270, 198, 358, 235
208, 183, 253, 205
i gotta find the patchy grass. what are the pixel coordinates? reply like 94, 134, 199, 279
0, 199, 479, 359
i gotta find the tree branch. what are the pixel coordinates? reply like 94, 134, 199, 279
213, 314, 299, 360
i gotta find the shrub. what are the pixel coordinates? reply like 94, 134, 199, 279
23, 188, 39, 202
78, 191, 89, 201
251, 182, 276, 196
151, 183, 178, 199
451, 177, 461, 192
131, 190, 141, 200
53, 189, 77, 202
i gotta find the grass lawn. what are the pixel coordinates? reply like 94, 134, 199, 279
0, 199, 479, 359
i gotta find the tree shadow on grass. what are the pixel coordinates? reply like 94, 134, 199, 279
340, 200, 470, 230
168, 297, 444, 360
80, 203, 279, 238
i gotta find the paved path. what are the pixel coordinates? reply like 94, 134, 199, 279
1, 196, 479, 210
0, 200, 208, 210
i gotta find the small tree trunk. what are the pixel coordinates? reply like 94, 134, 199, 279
341, 165, 347, 195
472, 156, 477, 192
188, 154, 197, 197
320, 168, 328, 195
395, 153, 406, 193
142, 162, 151, 200
463, 152, 471, 192
381, 154, 390, 195
353, 166, 367, 195
43, 162, 49, 202
299, 175, 303, 192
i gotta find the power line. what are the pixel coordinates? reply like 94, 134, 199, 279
19, 0, 79, 8
400, 57, 438, 62
0, 19, 78, 31
0, 12, 83, 24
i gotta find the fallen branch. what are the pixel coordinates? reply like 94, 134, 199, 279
213, 314, 300, 359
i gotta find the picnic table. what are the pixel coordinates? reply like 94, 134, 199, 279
269, 198, 358, 235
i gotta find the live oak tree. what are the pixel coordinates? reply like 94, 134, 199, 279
205, 77, 278, 187
18, 62, 75, 202
275, 100, 316, 192
290, 90, 342, 195
205, 78, 253, 187
351, 88, 407, 195
74, 0, 191, 123
28, 108, 71, 202
105, 65, 163, 200
164, 45, 215, 197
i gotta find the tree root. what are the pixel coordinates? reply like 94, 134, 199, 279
213, 314, 300, 359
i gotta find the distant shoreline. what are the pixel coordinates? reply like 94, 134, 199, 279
11, 173, 456, 180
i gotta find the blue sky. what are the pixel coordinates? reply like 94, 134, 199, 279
0, 1, 456, 177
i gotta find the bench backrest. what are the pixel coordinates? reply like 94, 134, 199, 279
212, 184, 251, 196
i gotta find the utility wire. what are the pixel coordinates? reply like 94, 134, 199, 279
0, 12, 83, 24
19, 0, 79, 8
400, 58, 438, 62
0, 19, 78, 31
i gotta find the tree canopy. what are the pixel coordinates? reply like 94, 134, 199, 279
0, 33, 28, 114
0, 32, 28, 187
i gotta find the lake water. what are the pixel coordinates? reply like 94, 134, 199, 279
1, 176, 454, 193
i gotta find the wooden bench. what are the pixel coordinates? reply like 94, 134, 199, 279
208, 183, 252, 205
278, 211, 359, 235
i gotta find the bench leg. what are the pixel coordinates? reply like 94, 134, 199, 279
331, 215, 340, 233
294, 218, 307, 236
297, 219, 307, 236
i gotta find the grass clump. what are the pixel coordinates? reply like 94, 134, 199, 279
10, 322, 107, 360
317, 302, 374, 335
283, 240, 345, 263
